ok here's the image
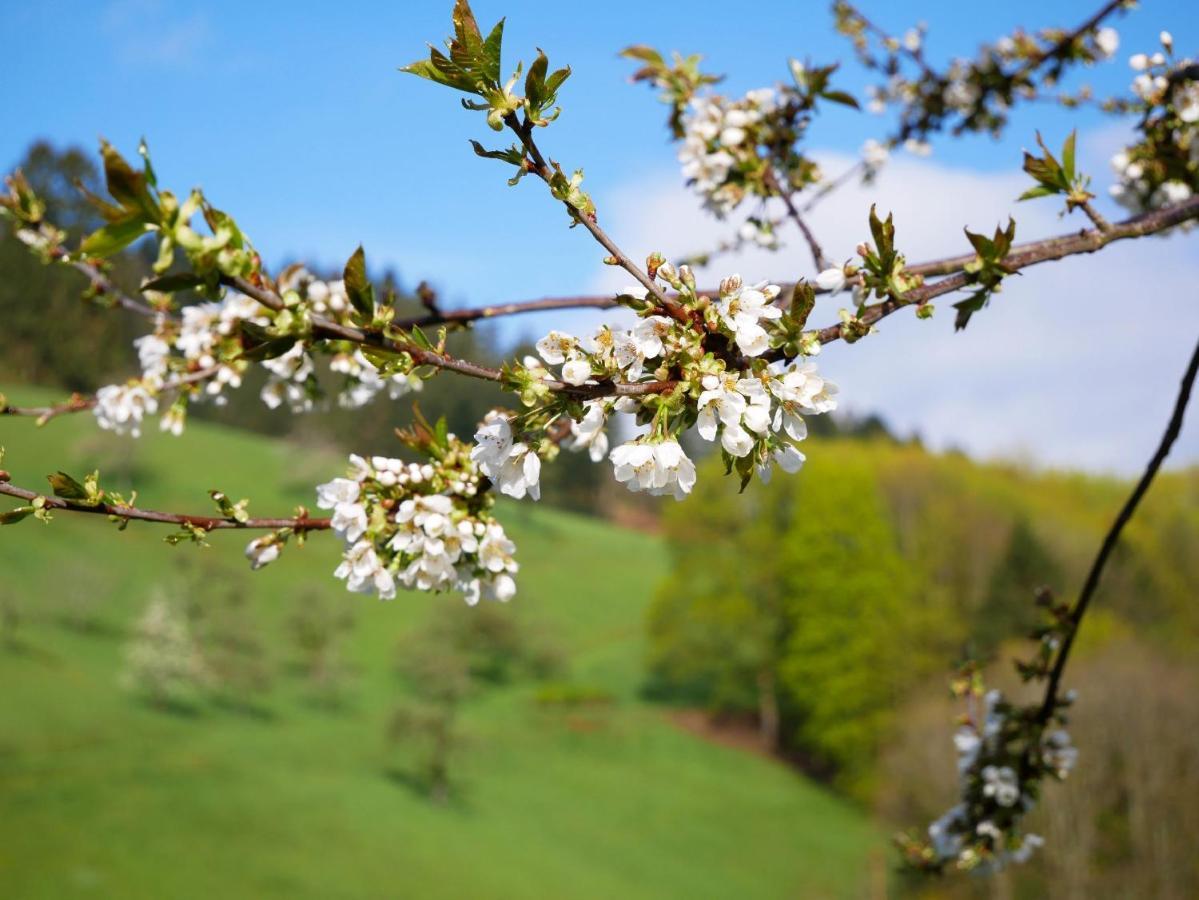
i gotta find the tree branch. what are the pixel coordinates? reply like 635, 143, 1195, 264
0, 477, 331, 532
502, 114, 695, 327
764, 168, 829, 271
1035, 333, 1199, 723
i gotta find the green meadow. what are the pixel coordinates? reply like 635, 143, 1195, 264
0, 384, 877, 899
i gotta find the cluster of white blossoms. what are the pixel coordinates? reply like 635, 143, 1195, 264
860, 23, 1119, 145
92, 269, 426, 437
305, 439, 518, 605
328, 349, 424, 409
1109, 37, 1198, 227
921, 688, 1079, 872
678, 88, 787, 216
474, 264, 839, 506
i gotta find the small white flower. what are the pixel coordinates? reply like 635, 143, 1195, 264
861, 138, 889, 170
93, 382, 158, 438
560, 357, 593, 386
1094, 27, 1119, 59
316, 477, 360, 510
632, 315, 672, 360
815, 267, 848, 294
333, 539, 396, 600
564, 401, 610, 463
535, 330, 578, 366
981, 765, 1021, 807
244, 536, 280, 571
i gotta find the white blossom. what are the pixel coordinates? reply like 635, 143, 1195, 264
333, 539, 396, 600
93, 382, 158, 437
244, 536, 280, 570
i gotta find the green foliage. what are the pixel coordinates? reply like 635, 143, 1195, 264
954, 217, 1017, 330
342, 245, 376, 320
0, 143, 151, 389
975, 517, 1062, 655
648, 437, 1199, 797
1019, 129, 1093, 209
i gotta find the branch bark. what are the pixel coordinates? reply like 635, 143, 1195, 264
0, 478, 331, 532
1036, 333, 1199, 723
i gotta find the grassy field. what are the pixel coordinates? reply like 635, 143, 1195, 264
0, 384, 878, 900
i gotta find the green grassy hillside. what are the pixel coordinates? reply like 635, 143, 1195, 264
0, 384, 877, 900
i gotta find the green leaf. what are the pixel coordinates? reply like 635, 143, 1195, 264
80, 217, 152, 257
0, 507, 33, 525
1061, 130, 1077, 183
821, 89, 860, 109
480, 15, 505, 84
99, 140, 158, 221
1017, 185, 1058, 202
868, 205, 897, 273
408, 325, 434, 351
953, 292, 989, 331
141, 272, 206, 293
47, 471, 88, 501
619, 45, 664, 65
343, 245, 376, 318
239, 320, 299, 361
469, 140, 524, 166
138, 137, 157, 189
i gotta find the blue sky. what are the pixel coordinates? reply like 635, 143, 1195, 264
4, 1, 1198, 471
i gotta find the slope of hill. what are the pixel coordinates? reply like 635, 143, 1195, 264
0, 384, 878, 900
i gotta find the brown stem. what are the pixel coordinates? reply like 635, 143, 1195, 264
35, 225, 168, 320
806, 194, 1199, 348
0, 366, 221, 422
1078, 200, 1113, 233
764, 168, 829, 271
0, 480, 331, 532
502, 113, 694, 328
1013, 0, 1127, 82
1036, 334, 1199, 723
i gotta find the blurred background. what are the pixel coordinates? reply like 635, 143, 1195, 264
1, 1, 1198, 898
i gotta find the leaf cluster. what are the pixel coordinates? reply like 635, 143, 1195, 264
954, 218, 1017, 330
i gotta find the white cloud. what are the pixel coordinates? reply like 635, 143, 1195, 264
587, 139, 1199, 475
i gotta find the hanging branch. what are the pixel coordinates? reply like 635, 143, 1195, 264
1036, 333, 1199, 723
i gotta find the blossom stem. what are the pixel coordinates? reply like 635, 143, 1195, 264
501, 113, 695, 328
35, 225, 168, 320
1035, 333, 1199, 723
763, 168, 830, 271
1012, 0, 1127, 82
1078, 200, 1113, 233
0, 366, 221, 422
0, 479, 331, 531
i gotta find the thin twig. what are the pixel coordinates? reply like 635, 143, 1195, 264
503, 113, 695, 328
764, 169, 829, 271
1078, 200, 1113, 232
1036, 333, 1199, 722
1012, 0, 1127, 83
0, 479, 331, 532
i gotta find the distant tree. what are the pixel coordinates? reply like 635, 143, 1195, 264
389, 602, 562, 800
122, 593, 208, 707
0, 142, 148, 389
184, 567, 273, 710
286, 588, 356, 704
976, 517, 1062, 655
